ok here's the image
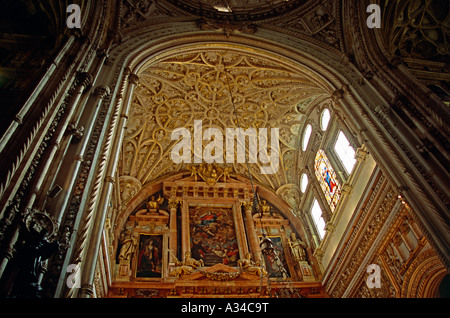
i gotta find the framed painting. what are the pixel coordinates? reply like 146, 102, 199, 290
189, 206, 239, 266
136, 234, 163, 278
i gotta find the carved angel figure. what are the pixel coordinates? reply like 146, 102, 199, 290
169, 251, 204, 277
238, 253, 268, 277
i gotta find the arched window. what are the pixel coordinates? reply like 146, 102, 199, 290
320, 108, 330, 131
334, 130, 356, 174
301, 124, 312, 151
314, 149, 341, 212
311, 198, 326, 239
300, 173, 308, 193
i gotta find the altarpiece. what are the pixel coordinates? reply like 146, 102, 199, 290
109, 164, 324, 298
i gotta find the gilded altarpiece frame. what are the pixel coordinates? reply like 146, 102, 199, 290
135, 234, 164, 278
259, 235, 291, 278
188, 205, 239, 267
117, 208, 170, 282
110, 171, 322, 297
253, 211, 306, 282
181, 199, 248, 270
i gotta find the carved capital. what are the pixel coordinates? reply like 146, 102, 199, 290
355, 146, 369, 162
241, 201, 253, 213
128, 73, 140, 85
341, 183, 352, 195
168, 199, 180, 210
373, 104, 391, 122
331, 88, 345, 102
76, 72, 93, 88
94, 85, 111, 99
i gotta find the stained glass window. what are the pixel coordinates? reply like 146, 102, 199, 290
314, 149, 341, 212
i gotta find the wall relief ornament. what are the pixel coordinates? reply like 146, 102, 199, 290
119, 176, 142, 203
276, 183, 301, 210
120, 0, 157, 28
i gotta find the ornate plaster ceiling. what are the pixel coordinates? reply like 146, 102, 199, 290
119, 47, 327, 204
381, 0, 449, 62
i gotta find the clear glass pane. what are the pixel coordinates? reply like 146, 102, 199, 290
302, 124, 312, 151
300, 173, 308, 193
311, 199, 326, 239
334, 131, 356, 174
320, 109, 330, 131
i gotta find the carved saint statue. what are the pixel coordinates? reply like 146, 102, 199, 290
238, 253, 268, 277
118, 229, 137, 261
288, 232, 307, 263
170, 251, 204, 277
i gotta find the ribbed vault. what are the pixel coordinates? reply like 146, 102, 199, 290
118, 46, 329, 206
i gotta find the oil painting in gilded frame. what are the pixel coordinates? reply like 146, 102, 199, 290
136, 234, 163, 278
260, 236, 291, 278
189, 206, 239, 266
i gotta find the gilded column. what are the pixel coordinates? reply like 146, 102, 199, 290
242, 201, 262, 262
234, 201, 249, 259
181, 199, 189, 259
168, 199, 179, 263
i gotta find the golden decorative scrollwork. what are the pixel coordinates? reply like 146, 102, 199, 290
199, 270, 242, 281
188, 163, 231, 185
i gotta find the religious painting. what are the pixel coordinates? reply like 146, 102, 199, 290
136, 234, 163, 278
189, 206, 239, 266
261, 236, 291, 278
314, 149, 341, 212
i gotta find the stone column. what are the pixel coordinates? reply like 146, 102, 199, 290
0, 71, 92, 279
76, 71, 138, 298
50, 84, 110, 224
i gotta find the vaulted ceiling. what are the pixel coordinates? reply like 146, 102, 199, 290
115, 0, 449, 208
118, 47, 329, 204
